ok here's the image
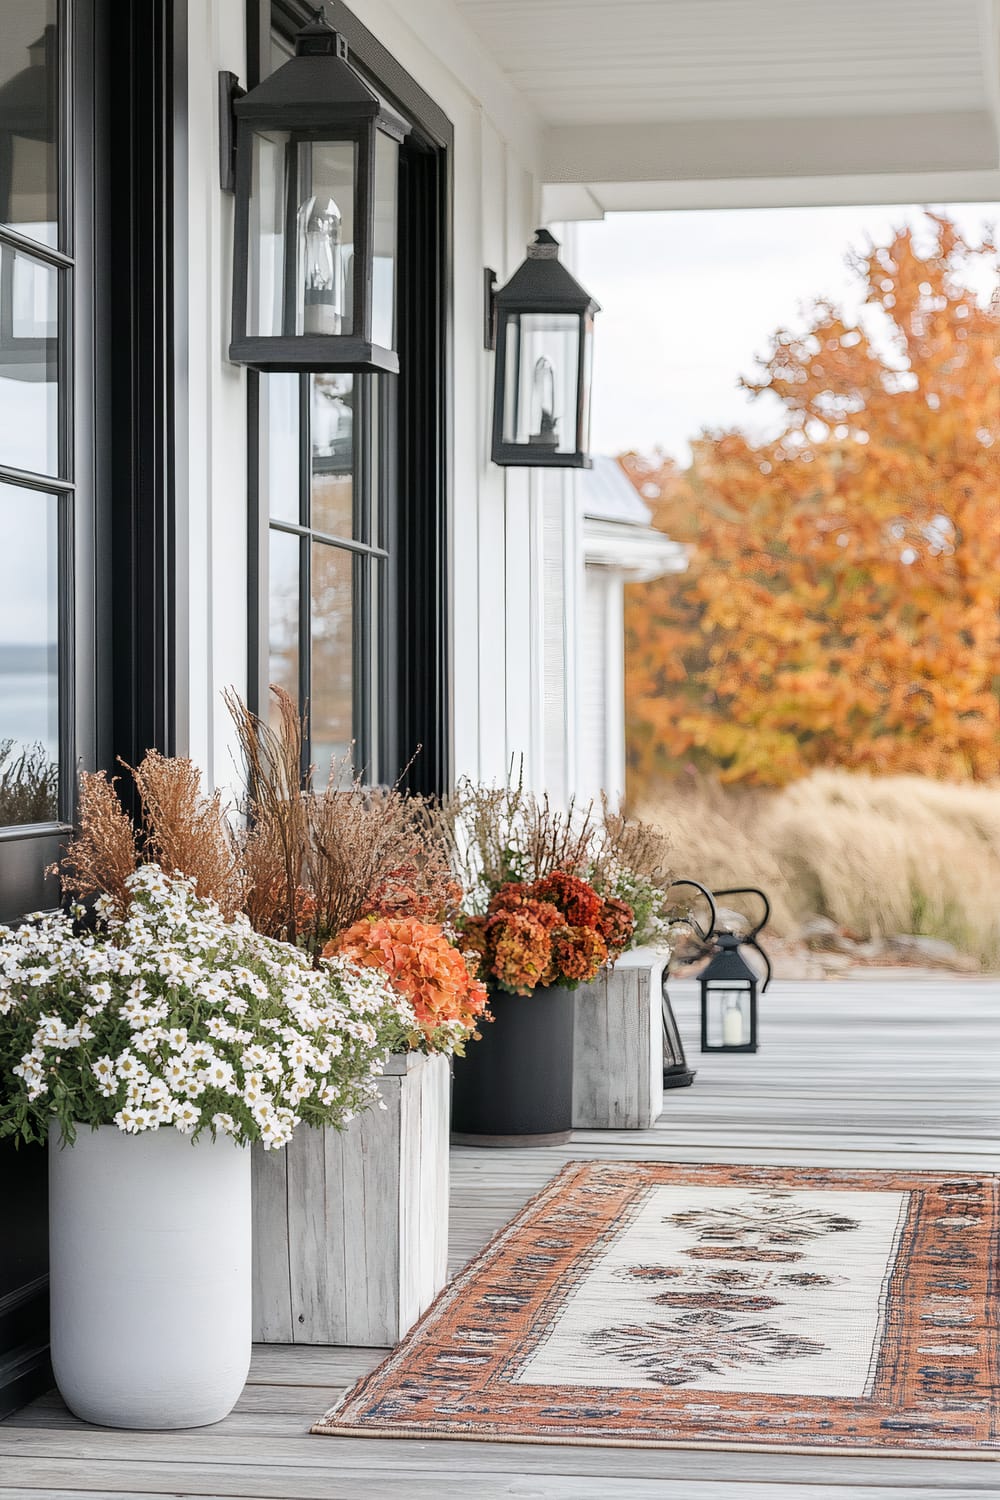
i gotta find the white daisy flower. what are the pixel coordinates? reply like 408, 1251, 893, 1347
174, 1102, 200, 1134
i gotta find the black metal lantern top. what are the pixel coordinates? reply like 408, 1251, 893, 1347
699, 933, 762, 989
228, 11, 406, 374
490, 229, 600, 468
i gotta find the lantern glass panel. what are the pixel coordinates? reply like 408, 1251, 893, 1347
371, 131, 398, 351
247, 132, 357, 340
502, 312, 581, 455
296, 140, 356, 336
580, 314, 594, 452
248, 129, 287, 339
705, 983, 752, 1048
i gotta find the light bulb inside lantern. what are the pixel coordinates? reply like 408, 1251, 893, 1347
529, 354, 559, 446
297, 193, 343, 334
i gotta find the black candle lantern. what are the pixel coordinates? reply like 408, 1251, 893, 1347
487, 230, 599, 467
699, 887, 771, 1054
223, 11, 405, 373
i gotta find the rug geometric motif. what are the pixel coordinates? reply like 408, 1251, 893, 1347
314, 1161, 1000, 1455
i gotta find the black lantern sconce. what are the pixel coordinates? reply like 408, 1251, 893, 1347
485, 230, 599, 467
699, 887, 772, 1054
221, 9, 406, 373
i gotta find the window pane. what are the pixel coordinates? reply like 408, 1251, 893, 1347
503, 312, 581, 455
261, 373, 299, 523
0, 242, 58, 473
267, 528, 299, 724
296, 140, 356, 337
311, 542, 353, 782
311, 373, 354, 537
0, 482, 58, 825
0, 2, 58, 249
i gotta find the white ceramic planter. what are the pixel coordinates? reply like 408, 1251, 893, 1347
253, 1050, 450, 1347
573, 947, 667, 1129
48, 1123, 251, 1429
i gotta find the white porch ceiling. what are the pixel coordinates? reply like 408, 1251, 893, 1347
454, 0, 1000, 213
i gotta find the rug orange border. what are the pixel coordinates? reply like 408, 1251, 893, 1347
313, 1160, 1000, 1456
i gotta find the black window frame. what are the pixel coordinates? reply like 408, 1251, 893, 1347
247, 0, 451, 794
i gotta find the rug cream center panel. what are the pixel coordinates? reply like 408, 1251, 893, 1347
515, 1185, 910, 1398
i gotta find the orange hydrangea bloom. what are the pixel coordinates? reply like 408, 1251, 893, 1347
532, 871, 603, 929
327, 916, 488, 1050
485, 908, 553, 996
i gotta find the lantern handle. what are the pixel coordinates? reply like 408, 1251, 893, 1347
714, 885, 772, 993
665, 878, 717, 944
712, 885, 770, 939
744, 932, 773, 993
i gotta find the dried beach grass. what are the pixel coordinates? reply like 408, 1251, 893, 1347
431, 772, 677, 916
57, 754, 242, 919
56, 770, 139, 916
130, 751, 243, 919
639, 770, 1000, 966
227, 687, 458, 952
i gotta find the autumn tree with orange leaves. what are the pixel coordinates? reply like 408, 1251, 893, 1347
623, 213, 1000, 791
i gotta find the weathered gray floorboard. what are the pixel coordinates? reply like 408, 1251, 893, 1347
3, 978, 997, 1498
0, 1463, 995, 1500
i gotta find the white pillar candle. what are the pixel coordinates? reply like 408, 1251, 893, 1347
722, 1001, 746, 1047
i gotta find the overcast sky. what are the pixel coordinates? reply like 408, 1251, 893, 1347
575, 203, 999, 465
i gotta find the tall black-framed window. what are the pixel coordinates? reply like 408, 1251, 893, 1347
0, 0, 116, 1421
0, 0, 90, 921
249, 0, 451, 794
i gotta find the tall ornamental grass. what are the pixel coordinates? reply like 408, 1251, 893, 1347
639, 771, 1000, 969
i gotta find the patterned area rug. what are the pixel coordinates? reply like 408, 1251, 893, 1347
313, 1160, 999, 1455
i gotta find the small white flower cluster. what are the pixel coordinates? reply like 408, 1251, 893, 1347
0, 867, 414, 1149
590, 856, 674, 952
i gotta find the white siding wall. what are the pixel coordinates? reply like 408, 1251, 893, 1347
578, 566, 627, 810
172, 0, 602, 804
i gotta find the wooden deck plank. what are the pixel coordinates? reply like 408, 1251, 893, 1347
0, 1461, 995, 1500
1, 1425, 999, 1488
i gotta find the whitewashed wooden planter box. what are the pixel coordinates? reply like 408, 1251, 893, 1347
572, 947, 666, 1130
252, 1051, 449, 1348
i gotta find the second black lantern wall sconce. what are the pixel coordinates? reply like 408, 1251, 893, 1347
485, 229, 599, 468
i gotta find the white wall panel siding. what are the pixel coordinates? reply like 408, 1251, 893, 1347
579, 567, 608, 803
541, 478, 567, 803
450, 97, 488, 785
174, 0, 249, 793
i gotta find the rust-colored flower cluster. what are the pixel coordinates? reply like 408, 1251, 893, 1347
327, 916, 489, 1053
463, 872, 635, 997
